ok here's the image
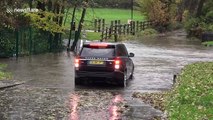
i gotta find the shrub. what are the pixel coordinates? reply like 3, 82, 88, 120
137, 28, 158, 36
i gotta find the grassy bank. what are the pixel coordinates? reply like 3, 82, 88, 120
64, 8, 145, 30
132, 62, 213, 119
166, 62, 213, 119
202, 41, 213, 47
0, 63, 12, 80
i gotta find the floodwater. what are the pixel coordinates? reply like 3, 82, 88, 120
0, 30, 212, 120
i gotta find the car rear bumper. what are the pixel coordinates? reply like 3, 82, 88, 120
75, 70, 124, 81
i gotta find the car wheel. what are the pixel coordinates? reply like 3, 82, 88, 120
75, 77, 81, 85
119, 72, 127, 87
130, 66, 134, 79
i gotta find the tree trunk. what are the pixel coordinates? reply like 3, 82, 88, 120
196, 0, 206, 17
71, 0, 88, 52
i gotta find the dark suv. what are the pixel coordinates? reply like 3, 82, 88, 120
74, 42, 134, 87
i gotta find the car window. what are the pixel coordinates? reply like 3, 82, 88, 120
80, 47, 115, 57
116, 45, 128, 56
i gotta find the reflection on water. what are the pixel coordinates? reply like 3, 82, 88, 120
109, 95, 124, 120
69, 94, 80, 120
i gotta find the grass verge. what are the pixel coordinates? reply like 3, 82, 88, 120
166, 62, 213, 120
86, 32, 102, 41
202, 41, 213, 47
0, 63, 12, 80
133, 62, 213, 120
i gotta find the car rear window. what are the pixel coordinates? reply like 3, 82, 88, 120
80, 47, 115, 57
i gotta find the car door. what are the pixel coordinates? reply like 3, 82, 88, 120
116, 44, 131, 77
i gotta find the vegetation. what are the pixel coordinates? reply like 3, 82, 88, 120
166, 62, 213, 119
0, 0, 67, 57
136, 0, 178, 32
69, 0, 137, 9
0, 64, 12, 80
202, 41, 213, 47
137, 28, 158, 36
178, 0, 213, 37
85, 32, 102, 41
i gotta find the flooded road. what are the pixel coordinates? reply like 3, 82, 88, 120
0, 30, 213, 120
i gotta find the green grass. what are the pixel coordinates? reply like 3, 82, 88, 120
85, 32, 102, 41
202, 41, 213, 47
0, 63, 12, 80
64, 8, 146, 30
166, 62, 213, 120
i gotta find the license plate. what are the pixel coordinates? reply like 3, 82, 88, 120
89, 60, 104, 65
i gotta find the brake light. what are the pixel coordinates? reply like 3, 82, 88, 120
75, 58, 80, 68
114, 60, 120, 69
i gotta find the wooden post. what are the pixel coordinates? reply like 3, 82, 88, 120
118, 20, 121, 25
105, 27, 108, 40
118, 25, 122, 35
127, 24, 130, 35
114, 25, 118, 42
115, 20, 118, 35
140, 21, 142, 31
102, 19, 105, 33
98, 19, 101, 32
132, 21, 135, 35
109, 27, 112, 38
136, 21, 139, 32
123, 24, 126, 35
142, 22, 145, 30
110, 21, 114, 37
130, 21, 133, 34
94, 19, 97, 32
101, 29, 104, 42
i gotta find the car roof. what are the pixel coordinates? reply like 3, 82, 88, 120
83, 42, 123, 46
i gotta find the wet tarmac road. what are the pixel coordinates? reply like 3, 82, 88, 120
0, 30, 213, 120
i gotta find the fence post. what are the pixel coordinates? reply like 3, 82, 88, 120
94, 19, 97, 32
101, 30, 104, 42
102, 19, 105, 33
98, 19, 101, 32
132, 21, 135, 35
142, 22, 145, 30
105, 27, 108, 40
123, 24, 126, 35
127, 24, 130, 35
114, 24, 118, 42
136, 21, 139, 32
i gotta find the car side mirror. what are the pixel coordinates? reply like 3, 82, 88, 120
129, 53, 134, 57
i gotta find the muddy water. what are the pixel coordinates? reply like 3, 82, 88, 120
0, 30, 212, 120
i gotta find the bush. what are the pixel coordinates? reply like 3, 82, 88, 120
137, 28, 158, 36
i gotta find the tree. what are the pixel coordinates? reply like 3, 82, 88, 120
136, 0, 177, 31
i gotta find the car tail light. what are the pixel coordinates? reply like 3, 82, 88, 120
114, 60, 120, 69
89, 43, 108, 48
75, 58, 80, 68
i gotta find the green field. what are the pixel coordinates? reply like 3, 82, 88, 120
64, 8, 146, 30
202, 41, 213, 47
166, 62, 213, 119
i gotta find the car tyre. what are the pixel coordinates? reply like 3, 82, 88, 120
119, 72, 127, 87
130, 66, 134, 79
75, 77, 81, 85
